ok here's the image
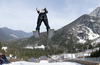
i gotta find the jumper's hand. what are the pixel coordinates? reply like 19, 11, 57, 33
36, 8, 38, 11
36, 8, 40, 14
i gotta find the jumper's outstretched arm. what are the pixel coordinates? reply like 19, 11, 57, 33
36, 8, 40, 14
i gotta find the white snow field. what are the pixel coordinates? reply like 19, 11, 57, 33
3, 61, 82, 65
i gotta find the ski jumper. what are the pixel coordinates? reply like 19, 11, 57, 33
0, 58, 5, 65
36, 8, 50, 33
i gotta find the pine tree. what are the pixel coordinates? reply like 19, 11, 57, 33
0, 42, 2, 49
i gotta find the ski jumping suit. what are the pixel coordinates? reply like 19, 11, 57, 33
36, 8, 50, 33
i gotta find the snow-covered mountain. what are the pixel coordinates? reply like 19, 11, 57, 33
0, 27, 32, 41
53, 7, 100, 45
69, 14, 100, 43
74, 7, 100, 44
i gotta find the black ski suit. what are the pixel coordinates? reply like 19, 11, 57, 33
36, 8, 50, 33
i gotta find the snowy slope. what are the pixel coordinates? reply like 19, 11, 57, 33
34, 45, 45, 49
24, 45, 45, 49
24, 46, 34, 49
76, 25, 100, 43
4, 61, 82, 65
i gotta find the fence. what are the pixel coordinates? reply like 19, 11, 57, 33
76, 57, 100, 62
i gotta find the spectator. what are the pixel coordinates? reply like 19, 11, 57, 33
0, 57, 5, 65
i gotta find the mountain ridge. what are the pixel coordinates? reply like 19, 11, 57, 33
90, 7, 100, 18
0, 27, 33, 41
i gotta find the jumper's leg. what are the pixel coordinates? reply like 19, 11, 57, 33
33, 30, 40, 38
48, 29, 54, 39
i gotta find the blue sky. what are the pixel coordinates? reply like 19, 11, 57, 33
0, 0, 100, 32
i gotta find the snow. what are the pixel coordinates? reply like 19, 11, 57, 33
24, 45, 45, 49
77, 36, 86, 44
85, 27, 99, 40
77, 30, 83, 33
34, 45, 45, 49
10, 34, 18, 38
77, 26, 100, 43
25, 46, 34, 49
92, 38, 100, 46
64, 54, 76, 59
9, 54, 13, 58
83, 53, 90, 56
93, 38, 100, 43
40, 60, 49, 63
85, 47, 99, 53
2, 47, 7, 52
3, 61, 82, 65
51, 55, 60, 60
90, 19, 95, 22
76, 47, 99, 57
